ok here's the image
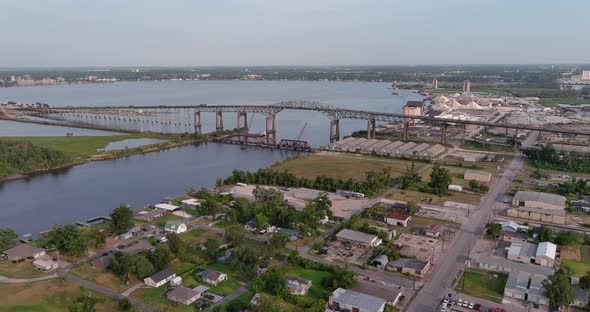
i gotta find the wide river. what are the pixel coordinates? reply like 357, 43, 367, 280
0, 80, 420, 235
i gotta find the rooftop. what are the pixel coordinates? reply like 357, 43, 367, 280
477, 255, 554, 276
154, 203, 180, 211
336, 229, 379, 244
536, 242, 557, 260
508, 242, 537, 259
3, 244, 45, 259
148, 268, 175, 283
199, 268, 225, 281
513, 191, 566, 208
330, 288, 387, 311
384, 212, 410, 221
286, 275, 311, 286
389, 258, 430, 271
168, 285, 200, 300
404, 101, 424, 108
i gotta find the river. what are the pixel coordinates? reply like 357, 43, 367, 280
0, 80, 420, 235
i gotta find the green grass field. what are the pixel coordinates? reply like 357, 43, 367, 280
133, 287, 194, 312
270, 154, 423, 181
285, 264, 333, 301
541, 97, 590, 107
456, 269, 507, 303
562, 246, 590, 276
0, 261, 53, 279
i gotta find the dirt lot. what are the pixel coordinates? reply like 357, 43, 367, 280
323, 240, 371, 265
394, 234, 440, 262
561, 246, 581, 261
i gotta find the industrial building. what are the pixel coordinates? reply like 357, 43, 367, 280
504, 271, 549, 306
464, 169, 492, 183
335, 229, 382, 247
404, 143, 430, 156
378, 141, 404, 155
508, 191, 567, 224
402, 101, 425, 116
328, 138, 447, 160
506, 241, 556, 267
421, 144, 446, 158
327, 288, 388, 312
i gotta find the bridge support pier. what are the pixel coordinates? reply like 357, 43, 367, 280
330, 119, 340, 143
403, 121, 410, 142
194, 112, 201, 134
513, 128, 518, 146
441, 122, 448, 145
237, 112, 247, 130
367, 119, 376, 139
266, 114, 276, 144
216, 112, 224, 132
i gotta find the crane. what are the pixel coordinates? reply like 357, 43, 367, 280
295, 122, 307, 141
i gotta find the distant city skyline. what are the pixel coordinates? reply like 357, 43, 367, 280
2, 0, 590, 67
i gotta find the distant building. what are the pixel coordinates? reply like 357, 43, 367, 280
134, 208, 166, 222
180, 198, 201, 209
285, 275, 312, 295
464, 170, 492, 183
335, 229, 382, 247
582, 71, 590, 80
463, 80, 471, 92
144, 268, 176, 287
402, 101, 425, 116
154, 203, 180, 211
383, 213, 411, 227
425, 224, 442, 238
2, 244, 46, 261
387, 259, 431, 278
432, 79, 438, 89
327, 288, 387, 312
508, 191, 567, 224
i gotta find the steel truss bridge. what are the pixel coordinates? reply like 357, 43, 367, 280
5, 100, 590, 145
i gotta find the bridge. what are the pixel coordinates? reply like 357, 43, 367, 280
5, 100, 590, 145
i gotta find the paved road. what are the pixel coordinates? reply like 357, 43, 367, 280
406, 132, 538, 312
0, 274, 58, 283
204, 283, 249, 312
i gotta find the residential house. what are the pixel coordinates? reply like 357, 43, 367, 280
181, 198, 201, 209
144, 268, 176, 287
165, 221, 187, 234
2, 244, 46, 261
327, 288, 387, 312
335, 229, 382, 248
285, 275, 312, 295
154, 203, 180, 211
33, 259, 59, 271
387, 259, 431, 278
198, 269, 227, 286
134, 208, 166, 222
383, 213, 411, 227
573, 287, 589, 307
167, 285, 201, 305
500, 221, 528, 233
425, 224, 442, 238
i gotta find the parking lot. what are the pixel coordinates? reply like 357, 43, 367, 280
438, 293, 549, 312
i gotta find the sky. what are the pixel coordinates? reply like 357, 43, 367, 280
2, 0, 590, 67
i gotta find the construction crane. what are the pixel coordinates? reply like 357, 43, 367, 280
295, 122, 307, 141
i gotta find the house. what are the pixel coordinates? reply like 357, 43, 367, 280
245, 220, 257, 232
327, 288, 387, 312
33, 259, 59, 271
144, 268, 176, 287
504, 271, 549, 306
285, 275, 312, 295
387, 259, 431, 278
507, 242, 537, 264
335, 229, 382, 248
512, 191, 566, 211
464, 169, 492, 183
181, 198, 201, 209
167, 285, 201, 305
425, 224, 442, 238
573, 287, 589, 307
535, 242, 556, 267
2, 244, 46, 261
134, 208, 166, 222
383, 213, 411, 227
198, 269, 227, 286
372, 254, 389, 269
571, 199, 590, 213
154, 203, 180, 211
500, 220, 528, 233
403, 101, 425, 116
165, 221, 187, 234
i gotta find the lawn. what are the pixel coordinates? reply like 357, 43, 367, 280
285, 264, 332, 300
456, 269, 507, 303
0, 260, 53, 279
69, 262, 137, 293
270, 154, 423, 181
179, 227, 210, 246
133, 287, 194, 312
541, 97, 590, 107
389, 188, 480, 206
0, 279, 118, 312
0, 133, 168, 158
562, 260, 590, 277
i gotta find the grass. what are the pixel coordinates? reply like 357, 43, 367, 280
456, 268, 507, 303
562, 245, 590, 276
133, 287, 194, 312
154, 213, 186, 227
0, 133, 169, 159
541, 97, 590, 107
285, 264, 332, 300
69, 262, 137, 293
460, 141, 515, 154
0, 260, 53, 279
0, 279, 118, 312
270, 154, 423, 181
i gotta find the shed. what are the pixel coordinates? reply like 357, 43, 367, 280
464, 169, 492, 183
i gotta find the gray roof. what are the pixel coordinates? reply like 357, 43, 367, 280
505, 271, 530, 292
464, 169, 492, 177
477, 255, 554, 276
3, 244, 45, 259
330, 288, 387, 311
508, 242, 537, 258
148, 268, 175, 283
168, 285, 200, 300
286, 275, 311, 286
122, 241, 154, 254
513, 191, 566, 207
336, 229, 378, 244
423, 144, 445, 154
389, 258, 429, 270
199, 268, 225, 281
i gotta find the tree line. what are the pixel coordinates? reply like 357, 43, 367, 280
0, 140, 72, 177
524, 144, 590, 174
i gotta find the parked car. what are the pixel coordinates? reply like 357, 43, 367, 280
462, 301, 469, 307
474, 303, 481, 311
468, 302, 475, 309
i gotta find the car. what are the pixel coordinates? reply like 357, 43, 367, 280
474, 303, 481, 311
468, 302, 475, 309
462, 301, 469, 307
443, 298, 449, 304
458, 299, 463, 306
440, 308, 447, 312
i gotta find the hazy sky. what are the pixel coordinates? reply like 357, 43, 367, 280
2, 0, 589, 67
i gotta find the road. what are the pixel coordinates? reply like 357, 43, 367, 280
0, 274, 58, 283
406, 132, 537, 312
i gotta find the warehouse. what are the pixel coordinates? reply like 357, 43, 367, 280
421, 144, 446, 159
367, 140, 392, 153
345, 138, 368, 151
330, 137, 356, 149
512, 191, 566, 211
358, 139, 382, 152
335, 229, 382, 247
378, 141, 404, 155
404, 143, 430, 156
507, 206, 566, 224
391, 142, 416, 155
336, 137, 366, 151
464, 169, 492, 183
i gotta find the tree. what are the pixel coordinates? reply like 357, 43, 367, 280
469, 179, 479, 191
129, 254, 154, 279
487, 223, 501, 238
118, 298, 134, 312
254, 213, 269, 230
68, 295, 98, 312
0, 228, 18, 252
204, 238, 222, 262
147, 246, 172, 271
268, 231, 289, 254
224, 225, 246, 246
543, 269, 575, 308
166, 232, 186, 258
579, 271, 590, 291
252, 297, 281, 312
110, 205, 134, 235
538, 225, 553, 242
229, 247, 259, 279
429, 164, 452, 195
399, 162, 421, 189
110, 252, 133, 282
261, 268, 288, 296
407, 201, 417, 216
50, 225, 88, 256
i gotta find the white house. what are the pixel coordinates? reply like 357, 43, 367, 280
165, 221, 187, 234
535, 242, 557, 267
144, 268, 176, 287
154, 203, 180, 211
384, 213, 411, 227
181, 199, 201, 209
